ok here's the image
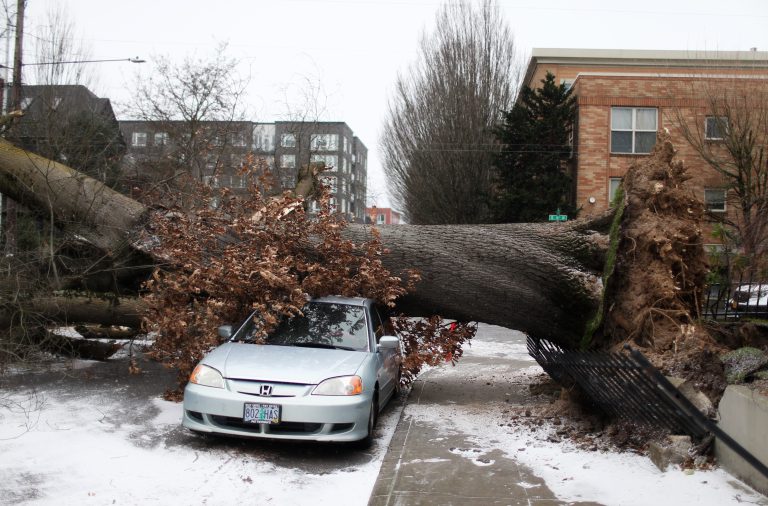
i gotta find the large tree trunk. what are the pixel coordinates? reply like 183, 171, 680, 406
0, 140, 610, 346
0, 139, 147, 254
347, 220, 609, 346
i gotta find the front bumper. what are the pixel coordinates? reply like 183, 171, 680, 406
182, 382, 372, 442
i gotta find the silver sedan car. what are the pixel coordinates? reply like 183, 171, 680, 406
182, 296, 400, 444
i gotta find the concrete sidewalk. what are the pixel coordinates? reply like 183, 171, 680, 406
368, 329, 603, 506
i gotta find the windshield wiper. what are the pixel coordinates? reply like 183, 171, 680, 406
291, 342, 355, 351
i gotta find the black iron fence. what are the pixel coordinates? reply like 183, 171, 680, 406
527, 336, 768, 480
703, 273, 768, 321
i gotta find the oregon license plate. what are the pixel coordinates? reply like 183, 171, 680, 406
243, 403, 281, 424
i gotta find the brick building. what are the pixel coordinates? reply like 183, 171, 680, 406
119, 120, 367, 223
365, 207, 402, 225
522, 49, 768, 240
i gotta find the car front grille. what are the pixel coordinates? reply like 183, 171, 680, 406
209, 415, 322, 434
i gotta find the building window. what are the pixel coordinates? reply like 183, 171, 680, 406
132, 132, 147, 147
704, 188, 727, 213
610, 107, 657, 154
321, 175, 337, 192
609, 177, 623, 204
377, 213, 385, 224
310, 133, 339, 151
281, 133, 296, 148
280, 154, 296, 169
231, 175, 247, 188
231, 132, 247, 147
280, 175, 294, 189
154, 132, 169, 146
310, 154, 338, 169
705, 116, 728, 140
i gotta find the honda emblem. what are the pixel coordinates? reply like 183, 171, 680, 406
259, 384, 273, 397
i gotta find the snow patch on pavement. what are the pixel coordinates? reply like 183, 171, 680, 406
404, 396, 767, 506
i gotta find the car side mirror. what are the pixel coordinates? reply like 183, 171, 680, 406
218, 325, 233, 339
378, 335, 399, 350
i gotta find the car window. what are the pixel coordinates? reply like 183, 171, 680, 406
235, 303, 370, 351
369, 306, 384, 343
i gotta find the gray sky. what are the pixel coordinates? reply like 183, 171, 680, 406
19, 0, 768, 208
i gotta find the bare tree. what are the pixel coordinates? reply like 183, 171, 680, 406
381, 0, 520, 224
30, 4, 95, 88
673, 79, 768, 274
125, 43, 250, 194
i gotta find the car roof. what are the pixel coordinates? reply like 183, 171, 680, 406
310, 295, 372, 307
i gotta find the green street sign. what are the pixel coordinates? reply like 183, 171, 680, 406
548, 208, 567, 222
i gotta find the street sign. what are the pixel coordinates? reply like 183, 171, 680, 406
548, 208, 568, 222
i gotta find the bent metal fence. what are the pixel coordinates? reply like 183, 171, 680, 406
703, 275, 768, 321
527, 336, 768, 480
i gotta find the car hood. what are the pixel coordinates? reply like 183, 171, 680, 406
203, 342, 368, 385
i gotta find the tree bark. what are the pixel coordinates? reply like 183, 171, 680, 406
347, 219, 609, 346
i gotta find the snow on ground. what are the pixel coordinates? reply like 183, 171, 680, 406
2, 323, 766, 505
0, 378, 401, 506
409, 323, 768, 506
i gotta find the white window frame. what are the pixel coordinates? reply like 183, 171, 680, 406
280, 154, 296, 169
321, 175, 337, 193
705, 116, 728, 141
310, 133, 339, 152
154, 132, 169, 146
377, 213, 385, 224
281, 133, 296, 148
132, 132, 147, 147
609, 177, 623, 204
310, 154, 338, 170
704, 188, 727, 213
610, 107, 657, 154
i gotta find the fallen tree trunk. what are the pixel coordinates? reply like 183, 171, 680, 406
1, 134, 710, 355
0, 296, 144, 328
0, 139, 147, 255
0, 141, 610, 347
347, 219, 609, 346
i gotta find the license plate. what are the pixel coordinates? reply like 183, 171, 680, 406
243, 403, 281, 424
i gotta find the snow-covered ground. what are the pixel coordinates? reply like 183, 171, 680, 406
0, 350, 402, 505
1, 324, 766, 505
404, 324, 768, 506
0, 390, 401, 505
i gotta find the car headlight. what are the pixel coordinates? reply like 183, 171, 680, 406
312, 375, 363, 396
189, 364, 225, 388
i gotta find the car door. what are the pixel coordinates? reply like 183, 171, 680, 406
370, 306, 398, 401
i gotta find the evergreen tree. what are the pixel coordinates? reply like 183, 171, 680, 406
493, 72, 577, 222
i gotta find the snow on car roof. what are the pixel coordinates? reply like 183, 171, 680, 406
311, 295, 371, 306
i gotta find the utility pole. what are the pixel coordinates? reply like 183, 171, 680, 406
3, 0, 23, 253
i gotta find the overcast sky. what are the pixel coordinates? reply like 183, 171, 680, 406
16, 0, 768, 208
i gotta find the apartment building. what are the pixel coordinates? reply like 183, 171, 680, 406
274, 121, 368, 223
119, 120, 367, 222
522, 49, 768, 234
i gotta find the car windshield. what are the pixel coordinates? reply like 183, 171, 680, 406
235, 302, 369, 351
